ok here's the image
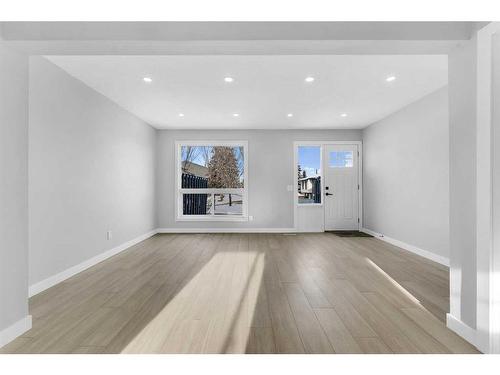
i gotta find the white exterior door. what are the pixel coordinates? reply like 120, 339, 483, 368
324, 144, 359, 230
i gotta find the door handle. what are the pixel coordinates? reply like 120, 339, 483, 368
326, 193, 333, 196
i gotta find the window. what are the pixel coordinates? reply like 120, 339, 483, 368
329, 151, 353, 168
176, 141, 248, 220
297, 145, 322, 205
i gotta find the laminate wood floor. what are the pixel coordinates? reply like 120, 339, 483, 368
1, 233, 479, 354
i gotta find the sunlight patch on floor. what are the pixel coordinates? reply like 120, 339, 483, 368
120, 249, 265, 353
364, 258, 421, 305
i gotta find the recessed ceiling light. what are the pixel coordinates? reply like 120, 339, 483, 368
224, 77, 234, 83
305, 76, 315, 83
143, 77, 153, 83
287, 113, 294, 117
386, 75, 396, 82
178, 113, 185, 117
340, 113, 348, 118
233, 113, 240, 117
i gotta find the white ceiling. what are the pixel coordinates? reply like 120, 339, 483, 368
46, 55, 448, 129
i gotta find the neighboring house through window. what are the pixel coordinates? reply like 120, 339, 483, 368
297, 145, 322, 205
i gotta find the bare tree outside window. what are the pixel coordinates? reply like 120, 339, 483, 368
208, 146, 241, 207
181, 146, 202, 172
207, 146, 241, 188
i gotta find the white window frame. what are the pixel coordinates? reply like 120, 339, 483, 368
294, 143, 324, 207
175, 140, 248, 221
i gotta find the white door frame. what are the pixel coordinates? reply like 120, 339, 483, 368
476, 21, 500, 354
293, 141, 363, 231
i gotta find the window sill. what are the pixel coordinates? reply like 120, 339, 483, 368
176, 216, 249, 222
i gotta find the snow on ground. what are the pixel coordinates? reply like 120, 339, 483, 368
214, 194, 243, 215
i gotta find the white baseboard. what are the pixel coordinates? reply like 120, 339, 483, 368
446, 313, 478, 350
29, 227, 296, 297
29, 230, 157, 297
0, 315, 32, 348
157, 227, 296, 234
360, 227, 450, 267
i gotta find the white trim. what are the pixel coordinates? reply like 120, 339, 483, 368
446, 313, 478, 350
295, 143, 324, 208
0, 315, 32, 348
28, 230, 157, 297
180, 188, 243, 194
293, 141, 363, 232
296, 228, 324, 233
157, 227, 295, 234
476, 21, 500, 354
173, 215, 249, 222
358, 143, 364, 230
175, 141, 249, 222
360, 227, 449, 267
294, 141, 363, 145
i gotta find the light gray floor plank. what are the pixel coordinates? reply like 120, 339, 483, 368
2, 233, 479, 354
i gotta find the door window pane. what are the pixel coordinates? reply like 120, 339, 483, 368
297, 146, 321, 204
329, 151, 353, 168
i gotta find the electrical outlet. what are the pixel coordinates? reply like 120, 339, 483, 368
249, 215, 254, 221
107, 230, 112, 240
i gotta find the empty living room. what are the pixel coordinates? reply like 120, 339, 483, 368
1, 1, 500, 374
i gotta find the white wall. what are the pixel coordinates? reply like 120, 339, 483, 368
0, 44, 30, 338
363, 86, 449, 260
29, 57, 157, 286
448, 39, 477, 329
156, 129, 362, 230
489, 32, 500, 350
